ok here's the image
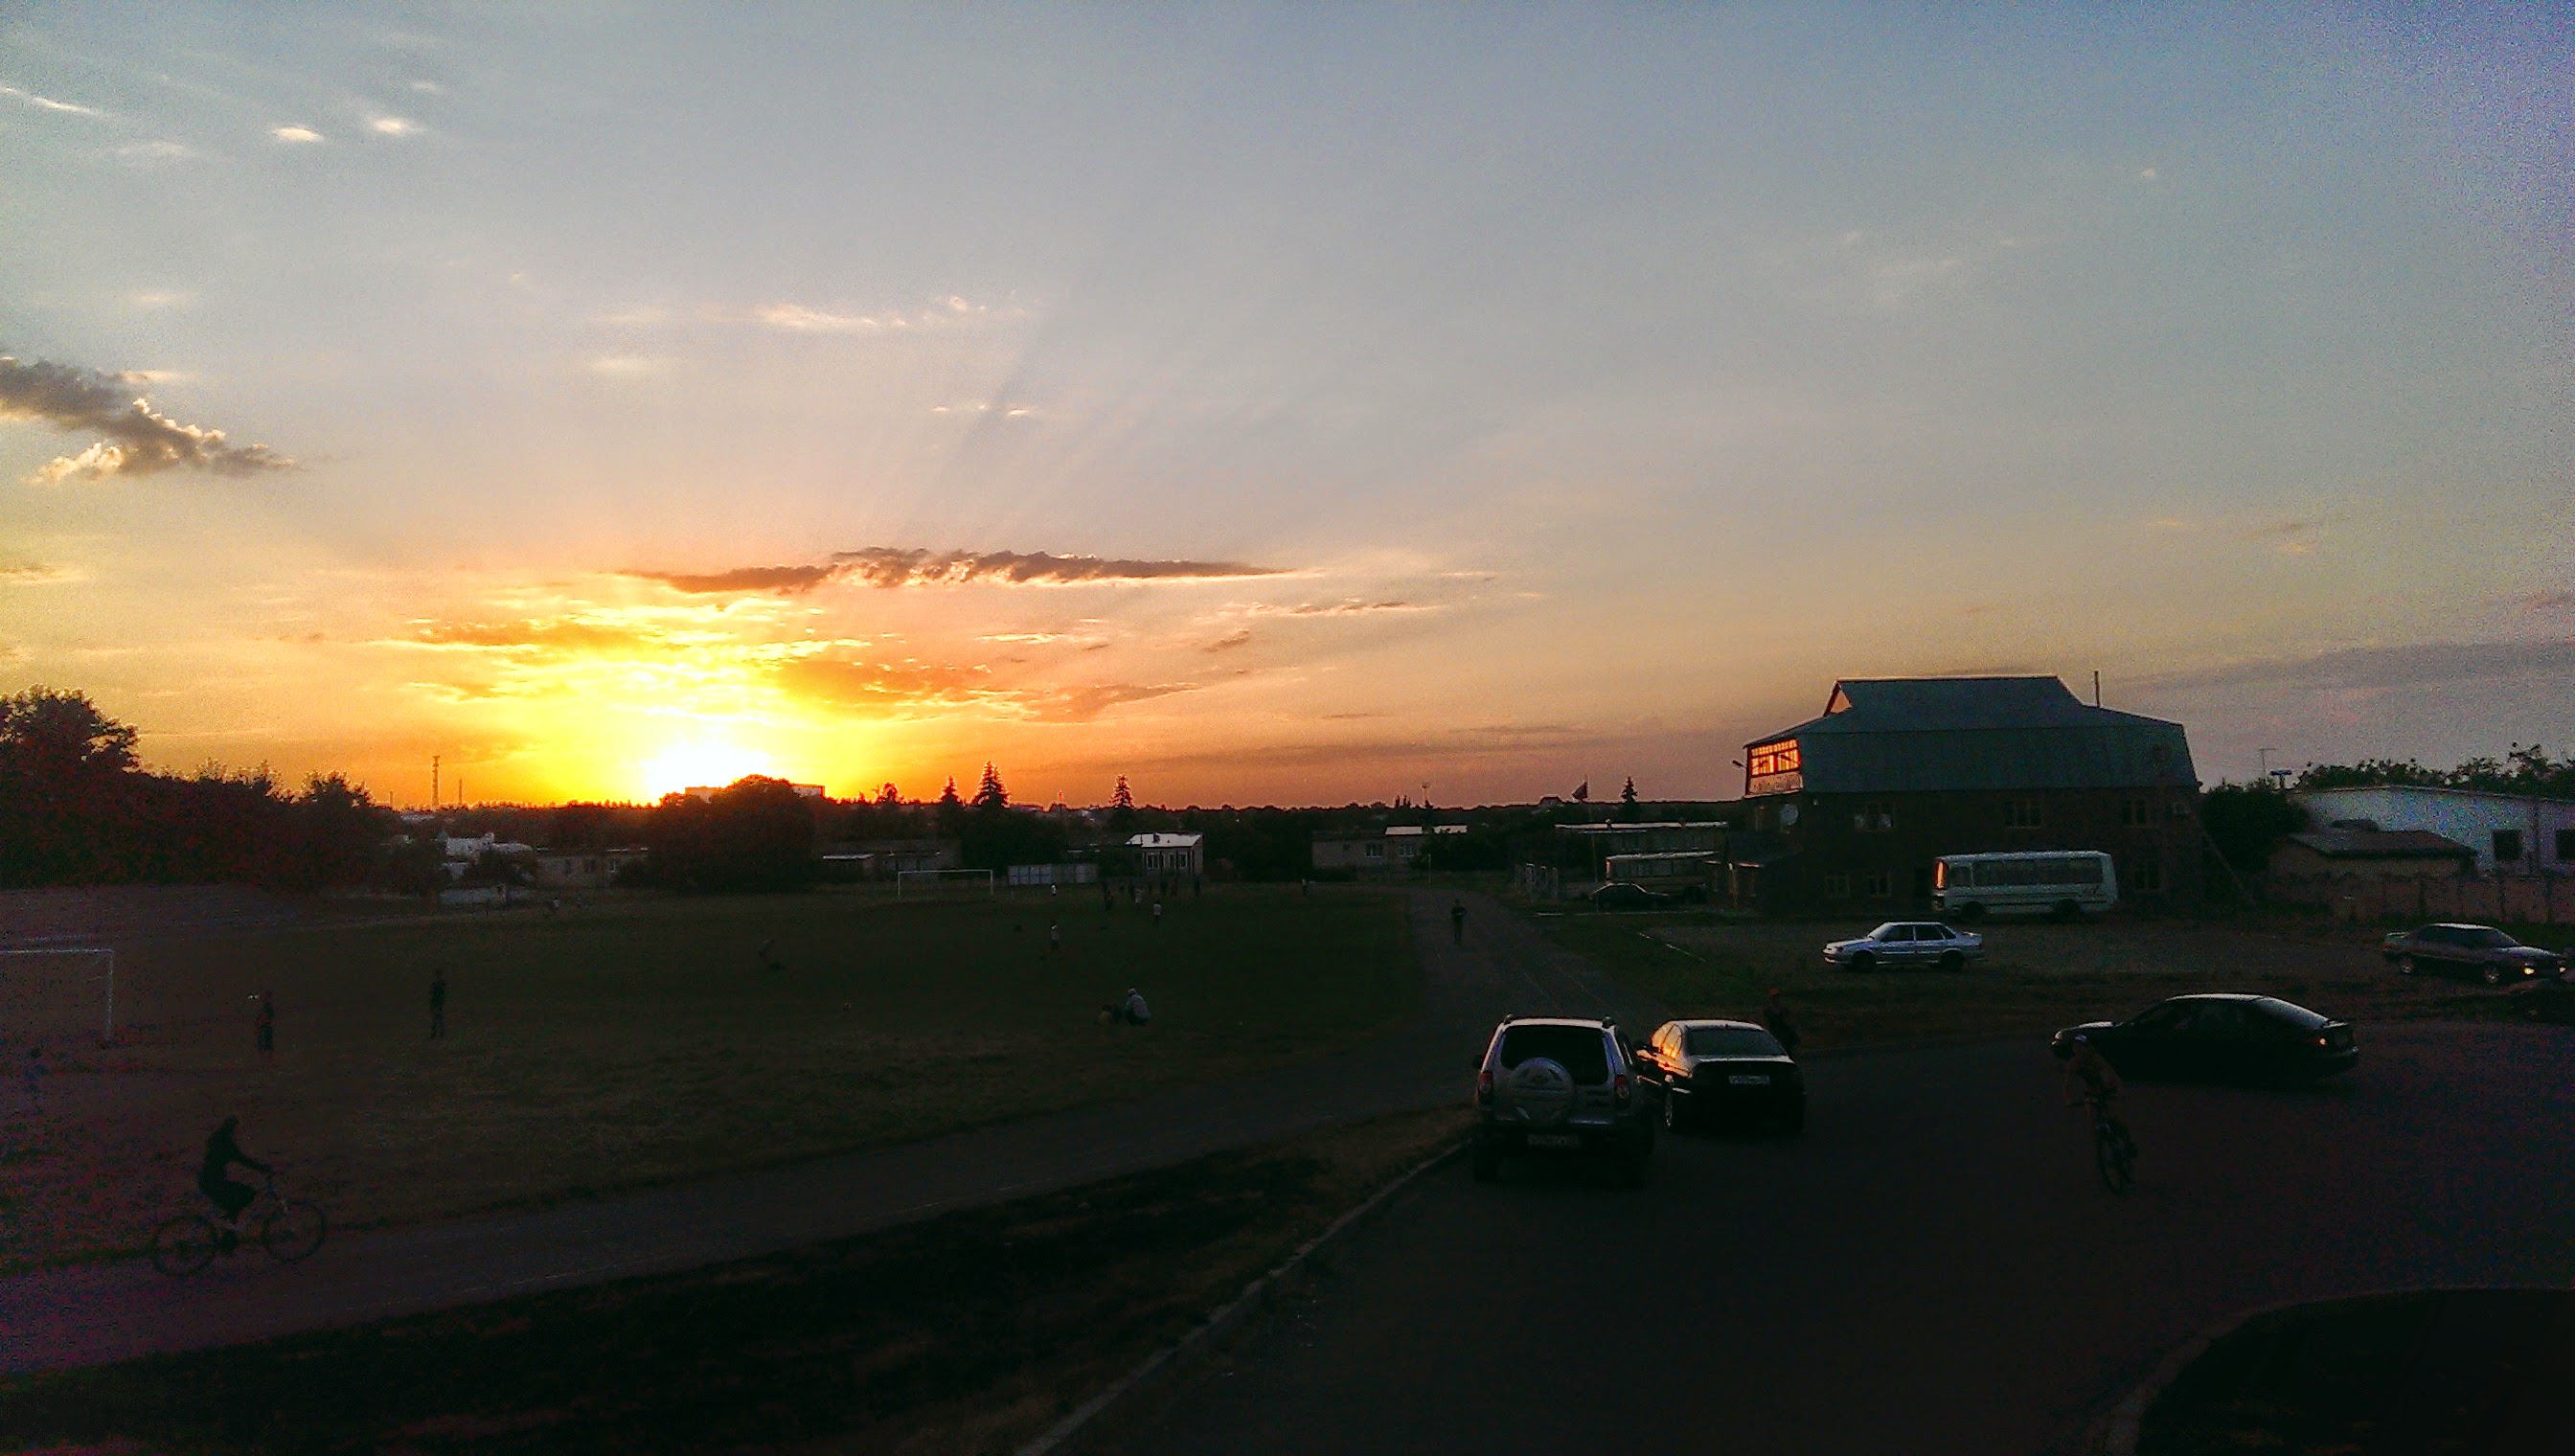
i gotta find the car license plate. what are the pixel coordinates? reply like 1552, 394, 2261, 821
1526, 1133, 1581, 1149
1729, 1075, 1770, 1085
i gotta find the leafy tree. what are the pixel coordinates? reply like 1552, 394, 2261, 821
2201, 783, 2309, 876
875, 782, 901, 807
643, 776, 817, 893
0, 687, 138, 777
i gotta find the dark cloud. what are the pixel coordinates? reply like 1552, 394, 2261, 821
832, 547, 1285, 588
1205, 630, 1253, 653
2157, 640, 2575, 694
1, 351, 296, 483
1040, 682, 1202, 721
1281, 600, 1420, 616
627, 548, 1287, 597
627, 563, 843, 596
411, 620, 659, 653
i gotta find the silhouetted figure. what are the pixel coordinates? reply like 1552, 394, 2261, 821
1049, 921, 1062, 956
198, 1116, 271, 1241
1101, 880, 1114, 912
1763, 990, 1801, 1057
255, 992, 276, 1059
1121, 987, 1151, 1025
1450, 900, 1468, 946
429, 968, 447, 1040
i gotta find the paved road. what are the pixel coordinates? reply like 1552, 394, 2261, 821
0, 889, 1615, 1372
1115, 1021, 2575, 1456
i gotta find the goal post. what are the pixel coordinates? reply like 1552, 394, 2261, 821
895, 868, 994, 900
0, 944, 118, 1045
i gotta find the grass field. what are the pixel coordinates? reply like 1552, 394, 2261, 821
0, 1105, 1471, 1456
1535, 909, 2526, 1052
0, 886, 1416, 1270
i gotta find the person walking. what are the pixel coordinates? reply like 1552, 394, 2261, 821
429, 968, 447, 1040
255, 992, 276, 1059
1048, 921, 1062, 956
1763, 990, 1801, 1057
1450, 899, 1468, 945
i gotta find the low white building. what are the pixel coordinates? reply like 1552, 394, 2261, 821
2293, 785, 2575, 876
1128, 831, 1205, 879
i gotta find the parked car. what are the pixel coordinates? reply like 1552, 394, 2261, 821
1590, 881, 1677, 911
2051, 994, 2358, 1084
1822, 921, 1985, 971
1471, 1016, 1654, 1185
2380, 923, 2566, 987
1632, 1019, 1804, 1133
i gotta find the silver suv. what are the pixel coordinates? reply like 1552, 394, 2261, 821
1470, 1016, 1654, 1186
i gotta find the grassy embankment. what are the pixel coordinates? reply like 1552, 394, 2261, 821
0, 886, 1415, 1269
0, 1105, 1471, 1456
1532, 908, 2530, 1051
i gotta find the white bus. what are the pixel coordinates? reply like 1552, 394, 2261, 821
1933, 851, 2118, 921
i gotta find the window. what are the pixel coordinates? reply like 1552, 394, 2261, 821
2003, 799, 2044, 829
2559, 829, 2575, 863
2119, 797, 2149, 827
1821, 872, 1851, 899
1495, 1025, 1610, 1083
2131, 862, 2163, 893
1863, 869, 1893, 898
1853, 801, 1895, 832
2493, 830, 2523, 864
1684, 1026, 1787, 1058
1364, 842, 1382, 857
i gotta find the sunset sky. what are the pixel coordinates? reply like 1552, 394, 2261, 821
5, 5, 2569, 808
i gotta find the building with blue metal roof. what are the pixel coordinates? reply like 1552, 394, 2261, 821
1727, 676, 2204, 914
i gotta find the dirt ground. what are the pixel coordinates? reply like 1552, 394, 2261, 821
1537, 910, 2524, 1050
0, 887, 1415, 1271
0, 1105, 1472, 1456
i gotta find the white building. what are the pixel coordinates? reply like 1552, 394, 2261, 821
2293, 785, 2575, 876
1128, 831, 1205, 879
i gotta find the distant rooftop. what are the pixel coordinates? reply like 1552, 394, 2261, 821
1745, 676, 2197, 795
2285, 830, 2474, 860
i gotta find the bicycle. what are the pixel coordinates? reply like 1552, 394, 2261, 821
150, 1175, 328, 1277
2086, 1097, 2135, 1195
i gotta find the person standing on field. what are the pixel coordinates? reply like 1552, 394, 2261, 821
1450, 900, 1468, 945
255, 991, 276, 1059
1049, 921, 1062, 956
1764, 990, 1801, 1057
429, 968, 447, 1040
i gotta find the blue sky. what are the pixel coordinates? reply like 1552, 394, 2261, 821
4, 4, 2569, 805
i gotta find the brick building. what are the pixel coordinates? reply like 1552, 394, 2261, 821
1727, 676, 2203, 914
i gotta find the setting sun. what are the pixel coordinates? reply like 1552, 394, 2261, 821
635, 740, 772, 801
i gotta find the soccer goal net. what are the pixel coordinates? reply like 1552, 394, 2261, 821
895, 868, 995, 900
0, 945, 119, 1046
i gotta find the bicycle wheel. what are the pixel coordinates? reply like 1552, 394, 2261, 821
150, 1215, 220, 1277
2095, 1129, 2133, 1194
261, 1202, 328, 1263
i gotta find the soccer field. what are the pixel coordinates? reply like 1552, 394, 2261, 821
0, 886, 1416, 1269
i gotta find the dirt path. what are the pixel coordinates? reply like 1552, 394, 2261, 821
0, 888, 1590, 1372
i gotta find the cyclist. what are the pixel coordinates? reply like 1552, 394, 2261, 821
198, 1117, 271, 1248
2060, 1035, 2136, 1156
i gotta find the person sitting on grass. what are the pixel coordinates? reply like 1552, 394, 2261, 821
198, 1117, 271, 1248
1101, 988, 1152, 1026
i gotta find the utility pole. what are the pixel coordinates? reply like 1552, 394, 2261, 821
2258, 747, 2278, 785
2092, 671, 2101, 708
432, 754, 441, 809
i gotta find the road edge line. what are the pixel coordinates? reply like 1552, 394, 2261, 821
1015, 1133, 1470, 1456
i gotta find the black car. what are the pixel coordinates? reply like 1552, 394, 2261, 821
1632, 1019, 1805, 1132
2051, 994, 2358, 1084
1589, 882, 1676, 911
2380, 923, 2565, 987
2507, 975, 2575, 1025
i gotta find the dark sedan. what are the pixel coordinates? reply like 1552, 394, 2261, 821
1632, 1019, 1805, 1132
2051, 994, 2358, 1084
2381, 923, 2565, 987
1590, 882, 1677, 911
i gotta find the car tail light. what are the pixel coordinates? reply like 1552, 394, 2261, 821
1476, 1069, 1493, 1106
1613, 1073, 1631, 1103
2316, 1035, 2330, 1047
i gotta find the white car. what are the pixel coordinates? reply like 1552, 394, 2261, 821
1823, 921, 1984, 972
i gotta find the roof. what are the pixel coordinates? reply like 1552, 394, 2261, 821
2284, 830, 2474, 860
1747, 676, 2197, 795
1662, 1018, 1762, 1031
2296, 785, 2572, 808
1127, 832, 1203, 848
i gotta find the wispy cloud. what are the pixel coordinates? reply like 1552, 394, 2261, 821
586, 354, 671, 379
0, 562, 81, 585
1205, 630, 1253, 653
270, 125, 323, 143
1, 350, 296, 484
114, 140, 194, 162
127, 290, 192, 309
2518, 590, 2574, 612
0, 81, 105, 118
627, 548, 1288, 597
368, 116, 419, 137
2156, 640, 2575, 694
2241, 514, 2344, 555
753, 295, 1024, 332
